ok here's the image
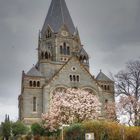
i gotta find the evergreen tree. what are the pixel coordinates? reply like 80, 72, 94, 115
1, 114, 11, 140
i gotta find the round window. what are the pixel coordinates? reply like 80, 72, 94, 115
71, 66, 77, 71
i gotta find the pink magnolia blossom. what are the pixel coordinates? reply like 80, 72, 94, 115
42, 88, 101, 131
104, 102, 116, 121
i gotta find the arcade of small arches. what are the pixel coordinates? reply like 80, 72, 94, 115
60, 42, 70, 55
69, 75, 80, 82
52, 87, 95, 94
79, 55, 88, 63
101, 85, 110, 91
41, 51, 51, 60
29, 81, 41, 88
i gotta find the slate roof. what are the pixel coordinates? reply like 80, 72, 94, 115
79, 48, 89, 58
26, 67, 43, 77
42, 0, 75, 34
96, 70, 113, 82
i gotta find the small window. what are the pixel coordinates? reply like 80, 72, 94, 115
33, 97, 37, 112
37, 81, 40, 87
64, 46, 67, 55
60, 46, 63, 54
105, 99, 108, 103
70, 75, 72, 81
83, 56, 87, 63
104, 85, 107, 90
73, 75, 76, 81
29, 81, 32, 87
41, 52, 44, 59
46, 30, 51, 38
79, 56, 83, 62
48, 53, 51, 59
77, 75, 79, 82
108, 85, 110, 90
71, 66, 77, 71
33, 81, 36, 87
64, 42, 66, 47
45, 52, 48, 59
67, 46, 70, 55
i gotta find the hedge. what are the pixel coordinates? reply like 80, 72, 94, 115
9, 120, 140, 140
64, 120, 140, 140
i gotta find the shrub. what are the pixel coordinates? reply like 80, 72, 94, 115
64, 120, 140, 140
125, 127, 140, 140
64, 123, 83, 140
12, 121, 29, 136
31, 123, 45, 136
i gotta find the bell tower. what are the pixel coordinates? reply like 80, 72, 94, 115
37, 0, 89, 79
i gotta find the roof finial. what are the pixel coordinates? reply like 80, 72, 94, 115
100, 69, 102, 73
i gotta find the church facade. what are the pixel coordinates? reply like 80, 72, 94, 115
18, 0, 115, 124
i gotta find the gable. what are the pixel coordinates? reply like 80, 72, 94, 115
44, 56, 99, 95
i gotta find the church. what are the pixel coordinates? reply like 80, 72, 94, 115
18, 0, 115, 124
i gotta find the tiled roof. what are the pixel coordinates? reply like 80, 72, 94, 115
96, 70, 112, 82
42, 0, 75, 34
79, 48, 89, 58
26, 67, 43, 77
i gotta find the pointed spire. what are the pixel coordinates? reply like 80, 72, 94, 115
42, 0, 75, 34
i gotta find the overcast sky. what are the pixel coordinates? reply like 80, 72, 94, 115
0, 0, 140, 123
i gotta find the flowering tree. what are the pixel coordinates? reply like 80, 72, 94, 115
42, 88, 101, 131
104, 102, 116, 121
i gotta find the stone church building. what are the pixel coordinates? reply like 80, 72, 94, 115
18, 0, 115, 124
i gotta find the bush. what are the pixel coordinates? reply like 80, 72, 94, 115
125, 127, 140, 140
64, 120, 140, 140
12, 121, 29, 136
31, 123, 45, 136
65, 123, 83, 140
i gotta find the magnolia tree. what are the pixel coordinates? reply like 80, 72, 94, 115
42, 88, 101, 131
104, 102, 116, 121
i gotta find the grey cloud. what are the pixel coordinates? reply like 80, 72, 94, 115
0, 0, 140, 122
